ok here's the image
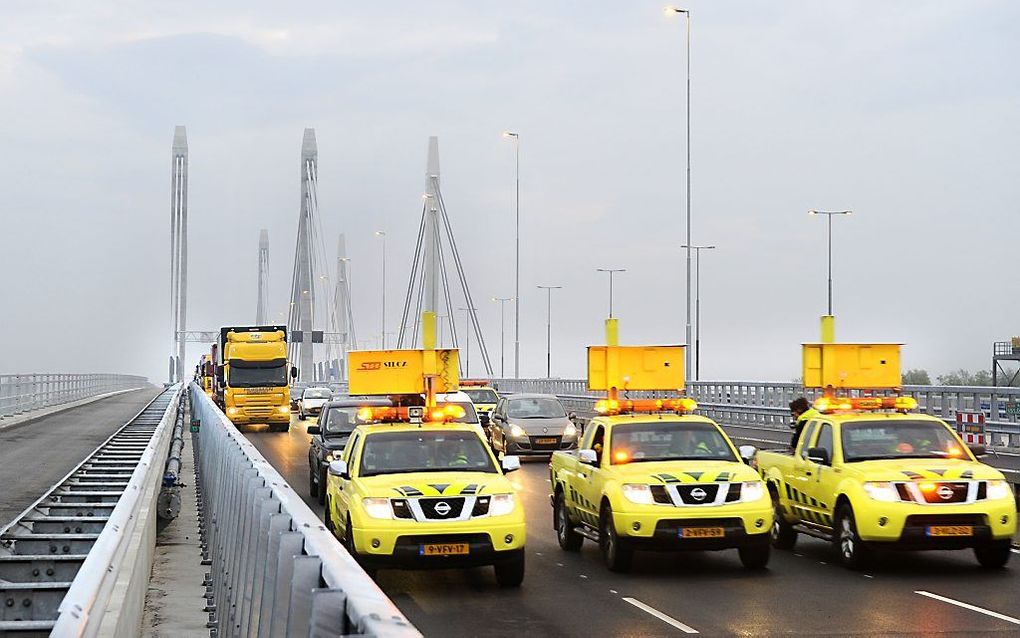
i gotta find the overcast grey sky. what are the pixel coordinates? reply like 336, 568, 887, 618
1, 1, 1017, 383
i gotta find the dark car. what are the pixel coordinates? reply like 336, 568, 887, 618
306, 397, 391, 504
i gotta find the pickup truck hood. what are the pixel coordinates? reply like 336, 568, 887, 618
613, 460, 759, 484
359, 471, 511, 497
848, 458, 1004, 481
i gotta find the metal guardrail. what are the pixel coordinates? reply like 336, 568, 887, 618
0, 384, 182, 636
492, 379, 1020, 449
0, 374, 149, 420
189, 384, 420, 638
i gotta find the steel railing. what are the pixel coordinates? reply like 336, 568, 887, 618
0, 384, 182, 635
491, 379, 1020, 449
0, 374, 149, 420
189, 384, 420, 638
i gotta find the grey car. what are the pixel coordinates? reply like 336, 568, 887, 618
489, 393, 578, 455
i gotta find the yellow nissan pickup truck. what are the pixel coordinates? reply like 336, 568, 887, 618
324, 404, 527, 586
754, 396, 1016, 569
549, 398, 773, 572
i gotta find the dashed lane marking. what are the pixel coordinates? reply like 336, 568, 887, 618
609, 589, 618, 594
915, 591, 1020, 625
864, 574, 874, 579
622, 597, 699, 634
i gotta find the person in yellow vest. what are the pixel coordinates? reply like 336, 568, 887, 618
789, 397, 819, 449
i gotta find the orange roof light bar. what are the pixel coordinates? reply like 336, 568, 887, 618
356, 404, 467, 424
459, 379, 493, 387
593, 397, 697, 416
813, 396, 918, 414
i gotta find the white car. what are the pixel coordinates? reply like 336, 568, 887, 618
434, 391, 485, 438
297, 387, 332, 420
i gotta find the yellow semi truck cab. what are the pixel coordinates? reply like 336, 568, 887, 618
755, 396, 1016, 569
217, 325, 293, 431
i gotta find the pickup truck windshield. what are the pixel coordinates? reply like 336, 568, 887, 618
359, 431, 498, 477
228, 362, 288, 387
841, 420, 964, 461
464, 388, 499, 404
508, 397, 566, 419
611, 421, 737, 463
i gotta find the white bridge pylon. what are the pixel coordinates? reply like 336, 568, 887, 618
397, 136, 493, 376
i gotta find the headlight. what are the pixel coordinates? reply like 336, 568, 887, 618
740, 481, 766, 502
325, 452, 335, 463
987, 480, 1013, 500
226, 407, 239, 416
862, 482, 899, 502
489, 493, 516, 516
622, 484, 654, 505
278, 405, 290, 414
563, 423, 577, 438
361, 497, 392, 519
509, 424, 526, 438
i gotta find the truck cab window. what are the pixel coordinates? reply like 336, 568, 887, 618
816, 423, 834, 462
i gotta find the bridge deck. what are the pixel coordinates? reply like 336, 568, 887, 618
0, 389, 160, 528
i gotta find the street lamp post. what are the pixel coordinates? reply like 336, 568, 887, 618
536, 285, 562, 378
809, 210, 852, 315
680, 244, 715, 380
503, 131, 521, 379
458, 307, 477, 376
492, 297, 513, 377
374, 230, 386, 348
595, 269, 626, 317
665, 6, 693, 374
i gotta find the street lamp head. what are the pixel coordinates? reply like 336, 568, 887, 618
502, 131, 519, 139
664, 6, 688, 15
374, 230, 386, 237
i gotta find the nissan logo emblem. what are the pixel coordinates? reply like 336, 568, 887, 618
690, 487, 707, 501
936, 486, 954, 501
434, 501, 452, 516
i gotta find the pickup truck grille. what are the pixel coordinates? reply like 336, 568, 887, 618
676, 484, 720, 504
892, 481, 988, 504
419, 497, 466, 520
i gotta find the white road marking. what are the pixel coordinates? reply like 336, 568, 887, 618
864, 574, 874, 579
556, 562, 564, 567
915, 591, 1020, 625
819, 561, 827, 565
579, 574, 588, 579
622, 597, 699, 634
1010, 548, 1019, 554
609, 589, 618, 594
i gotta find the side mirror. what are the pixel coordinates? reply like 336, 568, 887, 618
479, 412, 490, 426
568, 411, 577, 421
806, 446, 831, 466
328, 459, 349, 479
502, 455, 521, 473
491, 412, 503, 422
291, 366, 298, 379
578, 449, 598, 465
215, 365, 224, 382
306, 425, 321, 435
738, 444, 757, 464
967, 443, 987, 458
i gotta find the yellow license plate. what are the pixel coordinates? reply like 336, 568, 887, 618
535, 437, 557, 445
926, 525, 973, 537
419, 543, 470, 556
679, 527, 725, 538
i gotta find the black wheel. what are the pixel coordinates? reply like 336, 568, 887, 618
835, 504, 870, 569
738, 539, 771, 570
317, 466, 327, 505
324, 495, 335, 535
345, 518, 376, 577
770, 491, 798, 550
309, 468, 319, 498
974, 541, 1011, 569
599, 502, 633, 573
298, 410, 305, 421
494, 552, 525, 588
554, 490, 583, 551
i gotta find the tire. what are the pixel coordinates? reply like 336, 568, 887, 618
345, 518, 376, 578
554, 491, 583, 551
317, 466, 327, 505
834, 504, 870, 569
308, 468, 319, 498
599, 502, 633, 573
770, 492, 798, 550
324, 495, 335, 535
494, 552, 525, 588
974, 541, 1011, 569
738, 538, 771, 570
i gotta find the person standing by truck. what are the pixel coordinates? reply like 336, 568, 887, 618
788, 397, 818, 449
